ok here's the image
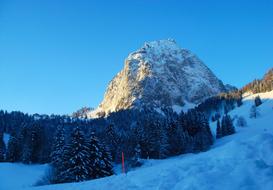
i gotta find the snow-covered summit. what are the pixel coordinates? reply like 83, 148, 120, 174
127, 39, 190, 64
127, 39, 194, 69
88, 40, 227, 118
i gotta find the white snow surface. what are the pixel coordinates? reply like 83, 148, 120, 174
0, 164, 47, 190
1, 91, 273, 190
3, 133, 10, 147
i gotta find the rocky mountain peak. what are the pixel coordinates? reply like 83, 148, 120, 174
88, 40, 227, 118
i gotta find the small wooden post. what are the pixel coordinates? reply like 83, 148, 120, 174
122, 152, 125, 174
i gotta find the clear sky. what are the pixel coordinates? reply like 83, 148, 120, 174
0, 0, 272, 115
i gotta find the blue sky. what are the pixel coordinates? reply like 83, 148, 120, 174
0, 0, 272, 115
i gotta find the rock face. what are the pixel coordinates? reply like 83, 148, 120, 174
88, 39, 226, 118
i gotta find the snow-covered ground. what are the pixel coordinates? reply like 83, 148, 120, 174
1, 91, 273, 190
0, 163, 47, 190
3, 133, 10, 147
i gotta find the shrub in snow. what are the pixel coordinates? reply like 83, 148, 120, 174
236, 116, 247, 127
237, 98, 243, 107
250, 105, 260, 118
254, 96, 262, 107
35, 166, 54, 186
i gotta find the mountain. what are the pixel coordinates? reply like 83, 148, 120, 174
224, 84, 238, 92
88, 39, 227, 118
72, 107, 93, 118
241, 68, 273, 94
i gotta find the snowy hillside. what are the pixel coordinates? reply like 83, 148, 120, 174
88, 39, 226, 118
1, 90, 272, 190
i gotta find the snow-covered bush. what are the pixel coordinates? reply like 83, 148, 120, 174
254, 96, 262, 107
250, 105, 260, 118
236, 116, 247, 127
34, 166, 54, 186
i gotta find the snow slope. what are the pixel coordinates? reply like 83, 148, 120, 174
0, 163, 47, 190
1, 91, 273, 190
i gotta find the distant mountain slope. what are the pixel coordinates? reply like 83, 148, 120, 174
88, 39, 226, 118
241, 68, 273, 94
196, 68, 273, 119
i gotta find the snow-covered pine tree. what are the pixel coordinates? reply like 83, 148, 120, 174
22, 123, 43, 164
133, 121, 145, 157
181, 130, 194, 153
60, 127, 91, 183
87, 132, 113, 179
6, 134, 20, 162
216, 119, 222, 139
0, 132, 5, 162
167, 120, 182, 156
225, 115, 235, 135
105, 124, 120, 162
50, 125, 65, 183
31, 124, 43, 163
193, 112, 213, 152
175, 112, 194, 154
97, 143, 114, 177
182, 110, 213, 152
51, 125, 65, 167
131, 143, 142, 167
18, 125, 28, 161
21, 144, 32, 164
144, 118, 169, 159
221, 116, 228, 136
157, 121, 169, 159
221, 115, 235, 137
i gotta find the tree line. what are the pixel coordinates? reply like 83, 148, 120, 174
0, 107, 214, 184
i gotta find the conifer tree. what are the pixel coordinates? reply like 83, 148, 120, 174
225, 115, 235, 135
87, 132, 113, 179
30, 124, 43, 163
157, 122, 169, 159
254, 96, 262, 107
0, 132, 5, 162
6, 134, 20, 162
237, 97, 243, 107
131, 143, 142, 167
216, 119, 222, 139
97, 144, 114, 177
221, 116, 228, 136
61, 127, 90, 183
105, 124, 120, 161
50, 125, 65, 183
144, 119, 169, 159
221, 115, 235, 137
22, 144, 32, 164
